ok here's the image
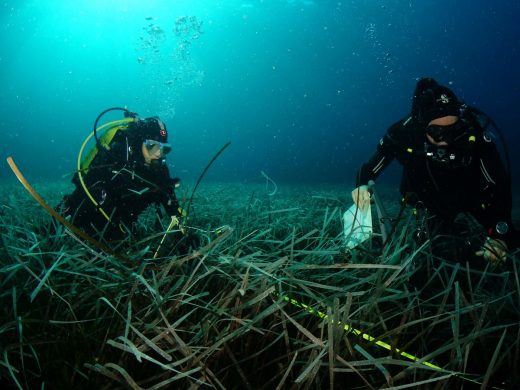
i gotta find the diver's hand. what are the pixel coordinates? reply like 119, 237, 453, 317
351, 185, 371, 210
476, 237, 508, 264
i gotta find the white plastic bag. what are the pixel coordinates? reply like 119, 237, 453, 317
343, 203, 372, 249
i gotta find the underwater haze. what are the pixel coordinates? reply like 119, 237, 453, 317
1, 0, 519, 186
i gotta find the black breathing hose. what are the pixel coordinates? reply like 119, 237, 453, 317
93, 107, 133, 150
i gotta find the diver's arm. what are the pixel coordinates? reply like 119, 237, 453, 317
162, 182, 181, 217
351, 119, 409, 208
475, 139, 516, 247
153, 165, 181, 217
355, 133, 396, 187
352, 133, 396, 209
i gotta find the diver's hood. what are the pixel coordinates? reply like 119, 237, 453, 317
412, 78, 461, 124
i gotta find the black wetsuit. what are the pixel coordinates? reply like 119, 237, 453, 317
62, 130, 180, 240
356, 113, 517, 248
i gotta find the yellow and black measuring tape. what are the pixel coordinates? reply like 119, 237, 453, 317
279, 293, 442, 371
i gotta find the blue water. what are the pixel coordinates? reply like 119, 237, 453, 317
1, 0, 519, 187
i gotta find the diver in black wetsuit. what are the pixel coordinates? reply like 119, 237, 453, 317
61, 112, 181, 241
352, 77, 517, 264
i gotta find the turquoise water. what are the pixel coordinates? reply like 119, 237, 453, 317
1, 0, 519, 185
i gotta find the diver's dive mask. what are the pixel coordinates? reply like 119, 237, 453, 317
423, 118, 475, 167
144, 139, 172, 158
426, 119, 468, 145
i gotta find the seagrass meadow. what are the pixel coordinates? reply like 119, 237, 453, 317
1, 180, 519, 389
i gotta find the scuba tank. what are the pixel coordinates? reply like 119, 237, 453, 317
75, 107, 138, 223
79, 107, 138, 174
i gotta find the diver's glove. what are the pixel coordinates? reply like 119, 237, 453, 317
351, 185, 371, 210
476, 237, 508, 265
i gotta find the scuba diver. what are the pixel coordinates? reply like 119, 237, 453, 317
351, 77, 518, 264
60, 108, 182, 242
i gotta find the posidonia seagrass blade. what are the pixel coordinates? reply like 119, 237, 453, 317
0, 181, 518, 389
